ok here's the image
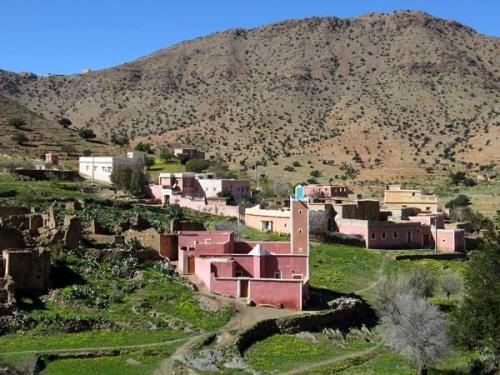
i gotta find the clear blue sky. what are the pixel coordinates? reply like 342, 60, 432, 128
1, 0, 498, 75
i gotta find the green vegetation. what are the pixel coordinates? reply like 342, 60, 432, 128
0, 173, 98, 208
78, 127, 96, 141
452, 223, 500, 360
245, 331, 376, 373
110, 164, 148, 196
185, 158, 210, 173
41, 348, 176, 375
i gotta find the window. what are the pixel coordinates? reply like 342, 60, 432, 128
412, 192, 416, 196
274, 272, 282, 279
370, 232, 376, 240
298, 247, 303, 253
298, 228, 303, 234
393, 231, 398, 239
299, 209, 303, 214
381, 232, 386, 240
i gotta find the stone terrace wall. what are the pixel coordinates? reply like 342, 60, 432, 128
236, 297, 377, 353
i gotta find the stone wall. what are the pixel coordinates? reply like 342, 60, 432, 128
0, 227, 25, 250
235, 297, 377, 353
0, 207, 30, 219
2, 249, 51, 294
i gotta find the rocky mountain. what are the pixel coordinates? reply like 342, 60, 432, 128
0, 10, 498, 180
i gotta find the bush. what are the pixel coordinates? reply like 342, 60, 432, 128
185, 159, 210, 173
445, 194, 471, 209
58, 118, 72, 128
11, 133, 28, 145
110, 131, 129, 145
8, 118, 26, 129
79, 127, 96, 140
135, 142, 154, 154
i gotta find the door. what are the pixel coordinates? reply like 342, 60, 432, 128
423, 234, 430, 246
187, 256, 195, 274
240, 280, 249, 298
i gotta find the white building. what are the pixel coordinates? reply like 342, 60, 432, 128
79, 152, 144, 184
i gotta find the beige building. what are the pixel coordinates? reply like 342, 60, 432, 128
383, 185, 438, 213
244, 205, 291, 234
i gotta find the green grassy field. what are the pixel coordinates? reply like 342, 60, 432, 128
147, 158, 185, 182
242, 242, 473, 374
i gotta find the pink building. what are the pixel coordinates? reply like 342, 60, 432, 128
45, 153, 59, 165
177, 192, 310, 310
155, 173, 250, 204
304, 185, 349, 199
334, 200, 465, 252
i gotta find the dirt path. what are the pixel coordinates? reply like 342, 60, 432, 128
0, 337, 189, 356
281, 344, 381, 375
154, 293, 305, 374
354, 253, 388, 295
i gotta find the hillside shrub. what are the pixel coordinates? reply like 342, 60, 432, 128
185, 159, 210, 173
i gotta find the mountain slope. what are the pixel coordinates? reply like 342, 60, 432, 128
0, 10, 498, 179
0, 95, 119, 163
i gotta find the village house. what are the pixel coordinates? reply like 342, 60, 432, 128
145, 172, 250, 218
245, 202, 334, 235
177, 186, 310, 310
78, 152, 144, 184
173, 147, 205, 161
334, 199, 464, 252
383, 185, 438, 213
304, 185, 349, 200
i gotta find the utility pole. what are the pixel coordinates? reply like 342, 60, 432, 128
434, 215, 438, 253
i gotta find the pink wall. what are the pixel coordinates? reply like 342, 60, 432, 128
249, 280, 303, 310
195, 256, 213, 288
171, 196, 240, 218
234, 241, 291, 254
210, 277, 239, 297
408, 215, 445, 229
144, 184, 163, 200
178, 231, 233, 250
366, 222, 423, 249
435, 229, 465, 252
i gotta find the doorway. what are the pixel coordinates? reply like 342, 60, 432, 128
239, 280, 249, 298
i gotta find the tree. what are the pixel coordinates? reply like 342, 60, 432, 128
404, 268, 436, 298
135, 142, 154, 154
273, 181, 290, 198
439, 272, 462, 300
110, 130, 129, 146
79, 127, 96, 141
452, 217, 500, 359
382, 294, 450, 375
143, 155, 155, 169
58, 118, 72, 128
129, 165, 148, 196
110, 164, 147, 197
185, 159, 210, 173
8, 118, 26, 129
11, 133, 28, 145
445, 194, 471, 209
159, 147, 174, 161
